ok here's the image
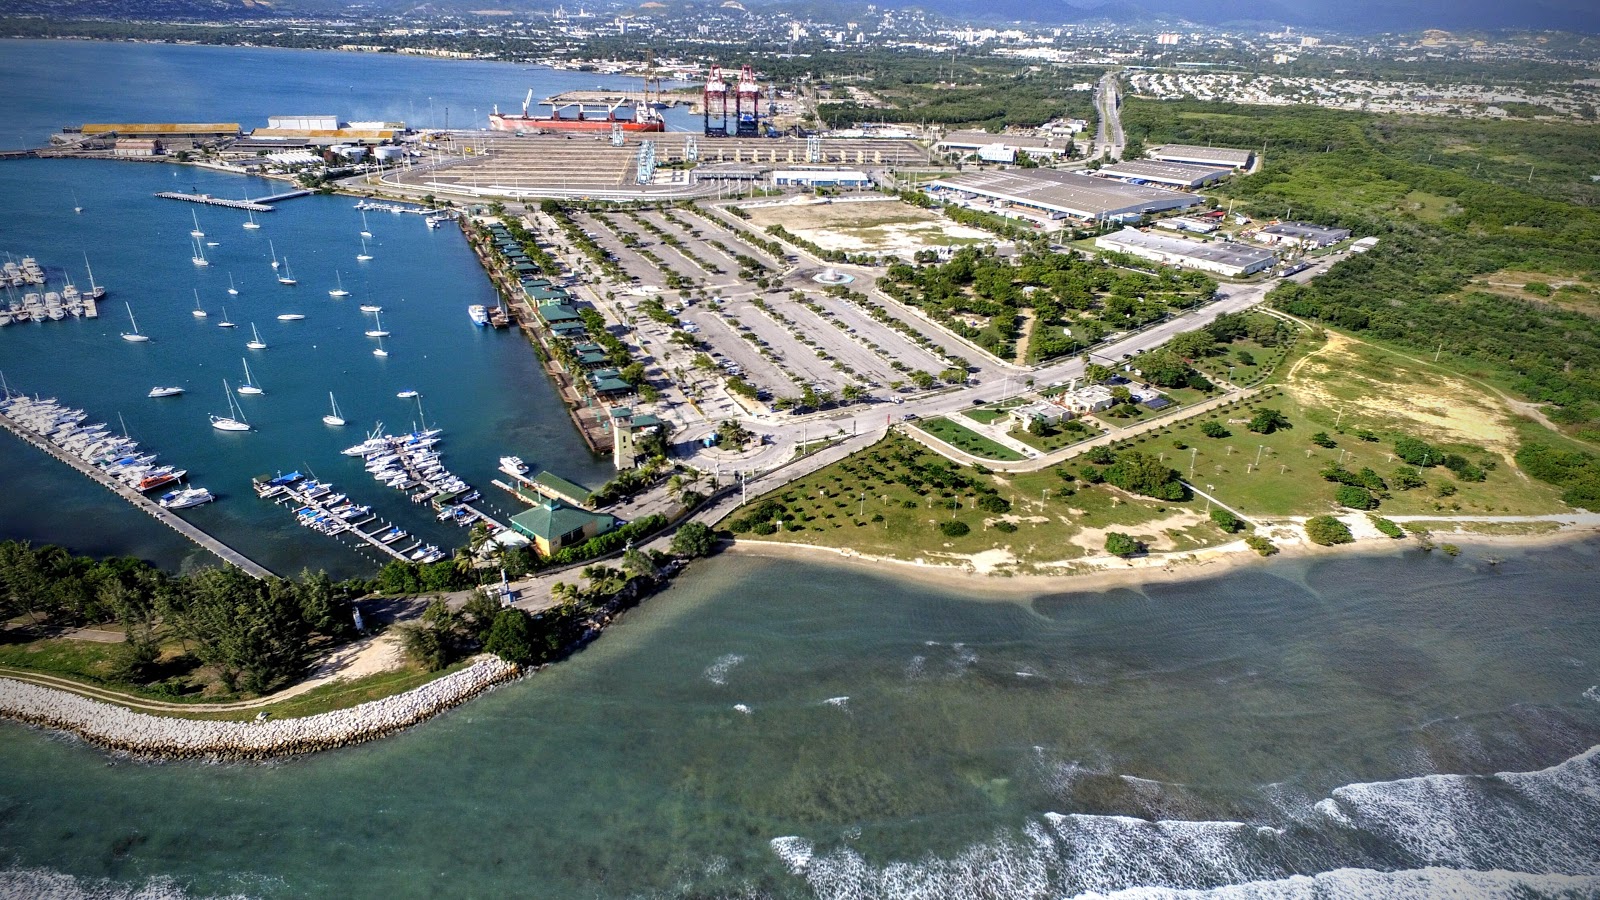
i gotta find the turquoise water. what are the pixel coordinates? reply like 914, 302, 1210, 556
3, 544, 1600, 898
0, 38, 695, 576
3, 40, 1600, 900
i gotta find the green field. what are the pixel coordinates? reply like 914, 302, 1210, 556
915, 417, 1025, 461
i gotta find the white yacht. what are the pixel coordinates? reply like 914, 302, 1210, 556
120, 302, 149, 342
160, 486, 215, 509
277, 313, 305, 321
210, 380, 252, 431
148, 386, 185, 398
323, 392, 346, 426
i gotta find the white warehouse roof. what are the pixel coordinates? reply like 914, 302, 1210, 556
927, 169, 1203, 220
1147, 144, 1255, 169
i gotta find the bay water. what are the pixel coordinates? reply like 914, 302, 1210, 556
2, 39, 1599, 900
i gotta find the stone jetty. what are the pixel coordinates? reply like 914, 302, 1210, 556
0, 657, 519, 761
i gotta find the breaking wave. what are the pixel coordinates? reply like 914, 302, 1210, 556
0, 867, 250, 900
772, 743, 1600, 899
703, 653, 744, 686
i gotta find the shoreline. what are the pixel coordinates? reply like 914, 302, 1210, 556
0, 656, 519, 761
723, 518, 1600, 595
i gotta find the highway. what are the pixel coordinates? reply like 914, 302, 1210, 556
1092, 70, 1125, 160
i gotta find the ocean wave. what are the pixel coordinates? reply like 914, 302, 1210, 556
703, 653, 744, 686
0, 867, 250, 900
1067, 867, 1600, 899
774, 743, 1600, 899
1585, 685, 1599, 704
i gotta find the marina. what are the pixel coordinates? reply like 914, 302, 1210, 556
0, 390, 271, 577
255, 470, 442, 563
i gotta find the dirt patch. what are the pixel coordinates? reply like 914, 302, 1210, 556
1285, 331, 1520, 456
744, 198, 991, 255
1066, 510, 1208, 556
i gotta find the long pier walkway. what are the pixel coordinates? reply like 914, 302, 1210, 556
0, 410, 276, 578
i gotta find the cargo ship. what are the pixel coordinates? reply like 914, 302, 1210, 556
488, 89, 665, 133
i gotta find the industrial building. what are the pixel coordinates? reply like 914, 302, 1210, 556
1254, 221, 1351, 248
1097, 159, 1232, 189
1096, 227, 1277, 277
934, 130, 1074, 160
926, 170, 1203, 222
76, 123, 240, 148
1147, 144, 1255, 170
770, 169, 872, 188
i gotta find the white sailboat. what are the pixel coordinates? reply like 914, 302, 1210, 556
364, 310, 389, 338
269, 239, 281, 270
323, 392, 346, 426
190, 236, 210, 267
72, 191, 82, 214
243, 208, 261, 230
120, 302, 149, 342
190, 210, 205, 239
277, 256, 297, 286
227, 273, 239, 296
210, 380, 252, 432
237, 358, 264, 395
357, 237, 372, 262
328, 271, 349, 298
360, 210, 372, 239
246, 322, 267, 350
191, 288, 208, 319
372, 334, 388, 357
359, 302, 381, 313
218, 306, 236, 328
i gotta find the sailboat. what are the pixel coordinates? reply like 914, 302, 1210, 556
189, 210, 205, 239
243, 208, 261, 230
323, 392, 346, 426
356, 237, 372, 262
364, 310, 389, 338
277, 256, 297, 286
269, 239, 281, 270
227, 273, 239, 296
190, 236, 210, 267
360, 210, 372, 238
217, 306, 236, 328
237, 358, 264, 395
210, 380, 252, 432
191, 288, 208, 319
246, 322, 267, 350
359, 303, 382, 313
328, 272, 349, 298
83, 254, 105, 300
372, 334, 388, 358
120, 302, 149, 342
72, 191, 82, 214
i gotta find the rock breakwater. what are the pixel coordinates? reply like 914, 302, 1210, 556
0, 656, 520, 761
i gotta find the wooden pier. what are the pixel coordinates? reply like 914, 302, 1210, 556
0, 409, 276, 578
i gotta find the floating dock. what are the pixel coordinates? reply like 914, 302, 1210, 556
0, 403, 274, 578
258, 473, 443, 565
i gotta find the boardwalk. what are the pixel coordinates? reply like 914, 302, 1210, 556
0, 410, 276, 578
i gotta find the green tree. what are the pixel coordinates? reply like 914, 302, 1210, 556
1335, 484, 1377, 509
1103, 451, 1187, 500
1210, 508, 1243, 532
1305, 515, 1354, 546
484, 608, 537, 666
939, 520, 970, 537
910, 370, 937, 390
1248, 408, 1291, 434
669, 521, 716, 558
1200, 421, 1230, 438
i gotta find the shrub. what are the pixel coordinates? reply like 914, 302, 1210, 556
1335, 484, 1376, 510
994, 521, 1018, 533
483, 608, 536, 666
1394, 436, 1438, 467
669, 521, 716, 559
1368, 515, 1404, 538
1311, 432, 1337, 448
1244, 534, 1278, 556
1104, 532, 1140, 557
939, 520, 971, 537
1248, 408, 1291, 434
1305, 515, 1354, 546
1200, 421, 1230, 439
977, 494, 1012, 514
1210, 508, 1243, 533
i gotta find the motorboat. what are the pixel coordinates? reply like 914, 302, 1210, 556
147, 386, 185, 398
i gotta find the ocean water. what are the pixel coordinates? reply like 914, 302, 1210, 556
3, 39, 1600, 900
3, 542, 1600, 898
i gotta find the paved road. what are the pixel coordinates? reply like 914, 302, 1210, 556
1093, 71, 1125, 160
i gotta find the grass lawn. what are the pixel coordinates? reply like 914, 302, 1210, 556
723, 433, 1230, 569
915, 417, 1026, 461
1008, 420, 1100, 453
0, 635, 228, 704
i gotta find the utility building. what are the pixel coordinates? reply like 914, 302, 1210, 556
1254, 221, 1351, 248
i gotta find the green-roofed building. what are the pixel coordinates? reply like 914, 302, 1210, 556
590, 370, 632, 396
509, 500, 616, 557
539, 304, 582, 324
529, 471, 595, 507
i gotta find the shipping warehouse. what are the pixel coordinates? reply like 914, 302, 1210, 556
1147, 144, 1256, 170
1096, 227, 1278, 277
926, 170, 1203, 222
1096, 159, 1233, 189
